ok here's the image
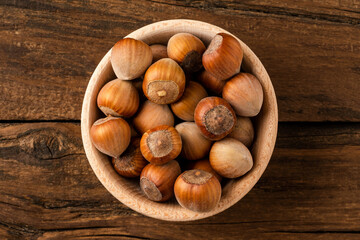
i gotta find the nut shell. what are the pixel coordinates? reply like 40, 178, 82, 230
171, 81, 208, 121
140, 160, 181, 202
175, 122, 212, 161
90, 116, 131, 158
111, 38, 152, 80
222, 73, 264, 117
194, 97, 236, 140
187, 159, 222, 182
132, 100, 174, 134
143, 58, 186, 104
167, 33, 206, 72
174, 169, 221, 212
112, 138, 148, 178
202, 33, 243, 80
140, 125, 182, 165
209, 138, 253, 178
131, 78, 147, 103
228, 116, 254, 147
196, 70, 226, 95
150, 44, 168, 62
97, 79, 139, 117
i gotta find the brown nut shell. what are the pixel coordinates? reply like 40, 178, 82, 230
132, 100, 174, 134
140, 125, 182, 165
150, 44, 168, 62
140, 160, 181, 202
97, 79, 139, 117
174, 169, 221, 212
111, 38, 152, 80
131, 78, 147, 103
202, 33, 243, 81
187, 159, 222, 182
222, 73, 264, 117
167, 33, 206, 72
194, 97, 236, 140
196, 70, 226, 95
112, 138, 148, 178
228, 116, 254, 147
209, 138, 253, 178
175, 122, 212, 161
90, 116, 131, 158
143, 58, 186, 104
171, 81, 208, 121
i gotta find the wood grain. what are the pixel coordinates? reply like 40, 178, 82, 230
0, 122, 359, 239
152, 0, 360, 24
1, 0, 359, 121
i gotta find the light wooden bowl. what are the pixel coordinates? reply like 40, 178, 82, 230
81, 19, 278, 221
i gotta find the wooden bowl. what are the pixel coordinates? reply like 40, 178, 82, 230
81, 19, 278, 221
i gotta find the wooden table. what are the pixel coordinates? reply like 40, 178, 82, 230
1, 1, 359, 239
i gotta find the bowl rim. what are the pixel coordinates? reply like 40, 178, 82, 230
81, 19, 278, 221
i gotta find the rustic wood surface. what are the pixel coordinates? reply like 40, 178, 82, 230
1, 0, 360, 121
1, 0, 359, 239
0, 123, 359, 239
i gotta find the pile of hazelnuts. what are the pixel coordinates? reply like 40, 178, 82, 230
90, 32, 263, 213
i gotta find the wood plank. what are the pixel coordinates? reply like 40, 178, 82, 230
0, 122, 359, 239
153, 0, 360, 24
0, 1, 360, 121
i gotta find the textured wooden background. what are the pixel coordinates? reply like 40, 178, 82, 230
1, 0, 359, 239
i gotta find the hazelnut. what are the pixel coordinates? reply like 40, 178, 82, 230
140, 125, 182, 165
167, 33, 206, 72
228, 116, 254, 147
143, 58, 186, 104
194, 97, 236, 140
140, 160, 181, 202
150, 44, 168, 62
175, 122, 212, 161
196, 70, 226, 95
90, 116, 131, 158
202, 33, 243, 80
111, 38, 152, 80
174, 169, 221, 212
210, 138, 253, 178
187, 159, 222, 182
171, 81, 208, 121
97, 78, 139, 117
112, 138, 147, 178
222, 73, 264, 117
132, 100, 174, 134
